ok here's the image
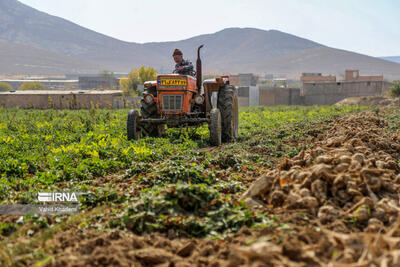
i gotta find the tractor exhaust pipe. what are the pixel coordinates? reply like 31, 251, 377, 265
196, 45, 204, 90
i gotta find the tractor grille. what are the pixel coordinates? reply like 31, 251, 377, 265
162, 95, 183, 111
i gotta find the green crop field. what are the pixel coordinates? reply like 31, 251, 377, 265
0, 105, 368, 265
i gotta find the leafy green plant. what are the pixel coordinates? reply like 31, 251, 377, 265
0, 222, 16, 236
116, 183, 266, 237
153, 159, 215, 185
80, 188, 124, 207
211, 152, 242, 170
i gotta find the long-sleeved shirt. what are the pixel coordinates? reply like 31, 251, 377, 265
173, 59, 195, 76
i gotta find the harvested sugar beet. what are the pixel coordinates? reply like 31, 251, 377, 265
242, 111, 400, 231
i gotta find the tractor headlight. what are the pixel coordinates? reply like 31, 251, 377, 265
194, 95, 204, 105
144, 94, 153, 104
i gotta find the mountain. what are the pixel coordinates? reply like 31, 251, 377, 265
0, 41, 100, 75
153, 31, 400, 79
244, 47, 400, 79
0, 0, 323, 73
0, 0, 161, 71
143, 28, 324, 73
380, 56, 400, 64
1, 0, 400, 80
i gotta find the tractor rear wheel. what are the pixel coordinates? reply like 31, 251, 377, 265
209, 108, 222, 146
140, 99, 165, 137
217, 85, 239, 142
127, 110, 140, 140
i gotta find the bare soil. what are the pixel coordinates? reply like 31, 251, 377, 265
335, 91, 398, 106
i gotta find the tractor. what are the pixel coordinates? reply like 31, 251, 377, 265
127, 45, 238, 146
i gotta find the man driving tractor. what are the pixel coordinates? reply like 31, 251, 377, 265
127, 44, 239, 146
172, 48, 195, 76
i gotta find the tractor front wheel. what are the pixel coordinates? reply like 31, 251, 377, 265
140, 99, 165, 137
217, 85, 239, 142
209, 108, 222, 146
127, 110, 140, 140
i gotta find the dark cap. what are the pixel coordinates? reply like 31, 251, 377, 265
172, 48, 183, 56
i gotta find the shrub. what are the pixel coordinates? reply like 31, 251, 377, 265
18, 82, 46, 91
0, 82, 13, 92
389, 80, 400, 98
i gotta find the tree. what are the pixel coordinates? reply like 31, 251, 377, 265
390, 80, 400, 106
18, 82, 46, 91
0, 82, 13, 92
120, 69, 140, 96
138, 66, 157, 84
390, 80, 400, 97
120, 66, 157, 96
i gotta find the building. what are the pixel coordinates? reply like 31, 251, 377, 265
258, 86, 302, 106
229, 75, 240, 86
66, 73, 128, 80
78, 76, 120, 90
229, 73, 258, 86
345, 70, 383, 82
236, 86, 259, 106
263, 74, 274, 80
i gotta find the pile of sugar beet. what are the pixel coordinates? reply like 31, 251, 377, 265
238, 111, 400, 266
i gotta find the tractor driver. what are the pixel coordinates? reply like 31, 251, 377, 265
172, 48, 195, 76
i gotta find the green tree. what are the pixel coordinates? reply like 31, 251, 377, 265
138, 66, 157, 84
120, 69, 140, 96
18, 82, 46, 91
390, 80, 400, 106
120, 66, 157, 96
390, 80, 400, 97
0, 82, 13, 92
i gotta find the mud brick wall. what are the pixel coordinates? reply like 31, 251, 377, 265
0, 91, 126, 109
302, 81, 392, 105
258, 86, 302, 106
112, 96, 141, 109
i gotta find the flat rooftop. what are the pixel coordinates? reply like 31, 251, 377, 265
0, 90, 122, 95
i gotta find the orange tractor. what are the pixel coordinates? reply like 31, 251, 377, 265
127, 45, 238, 146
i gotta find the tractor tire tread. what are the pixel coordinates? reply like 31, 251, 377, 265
217, 85, 238, 142
209, 108, 222, 146
127, 110, 140, 140
140, 96, 164, 137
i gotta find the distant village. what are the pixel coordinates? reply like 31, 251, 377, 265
0, 69, 393, 109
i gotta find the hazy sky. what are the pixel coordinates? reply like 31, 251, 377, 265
19, 0, 400, 57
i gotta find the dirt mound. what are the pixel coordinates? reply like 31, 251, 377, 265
42, 220, 400, 266
242, 111, 400, 232
42, 228, 262, 267
335, 94, 398, 106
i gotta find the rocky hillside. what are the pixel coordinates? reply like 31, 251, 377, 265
1, 0, 400, 78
